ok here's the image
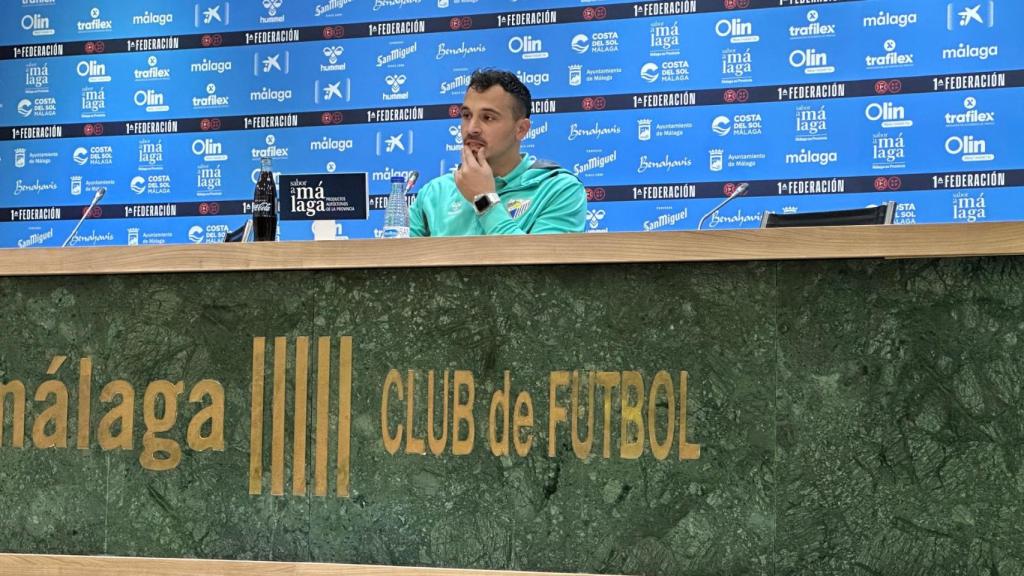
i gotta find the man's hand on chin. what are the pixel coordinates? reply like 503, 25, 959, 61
455, 144, 495, 202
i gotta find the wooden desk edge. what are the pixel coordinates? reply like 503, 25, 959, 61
0, 553, 619, 576
2, 223, 1022, 277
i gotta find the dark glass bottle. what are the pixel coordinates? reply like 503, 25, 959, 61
253, 157, 277, 241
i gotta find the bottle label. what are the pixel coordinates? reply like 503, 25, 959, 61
382, 226, 410, 239
253, 201, 273, 215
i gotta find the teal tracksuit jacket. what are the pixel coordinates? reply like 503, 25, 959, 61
409, 154, 587, 236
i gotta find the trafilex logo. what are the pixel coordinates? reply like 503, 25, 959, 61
134, 55, 172, 81
865, 39, 914, 69
789, 10, 835, 39
251, 134, 290, 160
77, 7, 113, 33
193, 83, 230, 108
945, 96, 996, 127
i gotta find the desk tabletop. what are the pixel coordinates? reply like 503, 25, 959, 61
2, 222, 1022, 277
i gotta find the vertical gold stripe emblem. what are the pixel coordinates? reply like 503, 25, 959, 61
270, 337, 287, 496
248, 337, 266, 495
292, 337, 309, 496
336, 336, 352, 497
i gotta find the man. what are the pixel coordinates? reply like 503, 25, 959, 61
409, 69, 586, 236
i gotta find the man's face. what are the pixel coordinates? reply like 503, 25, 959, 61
460, 85, 530, 164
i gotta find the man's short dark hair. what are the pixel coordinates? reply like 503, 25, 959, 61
468, 69, 532, 119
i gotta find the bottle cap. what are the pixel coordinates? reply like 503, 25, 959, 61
390, 176, 405, 184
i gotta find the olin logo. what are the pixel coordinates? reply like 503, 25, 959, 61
715, 18, 758, 43
192, 138, 228, 162
77, 60, 111, 83
865, 102, 912, 128
945, 135, 994, 162
789, 48, 834, 74
21, 14, 55, 36
134, 89, 169, 113
508, 36, 548, 60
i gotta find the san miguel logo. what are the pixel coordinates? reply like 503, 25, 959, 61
0, 337, 701, 499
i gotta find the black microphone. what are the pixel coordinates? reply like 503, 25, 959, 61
62, 187, 106, 247
697, 182, 749, 231
404, 170, 420, 194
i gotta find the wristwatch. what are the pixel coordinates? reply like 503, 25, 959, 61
472, 192, 501, 215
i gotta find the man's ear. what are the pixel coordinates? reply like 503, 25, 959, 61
514, 117, 531, 142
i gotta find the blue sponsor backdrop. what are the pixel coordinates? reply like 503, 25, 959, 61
0, 0, 1021, 247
